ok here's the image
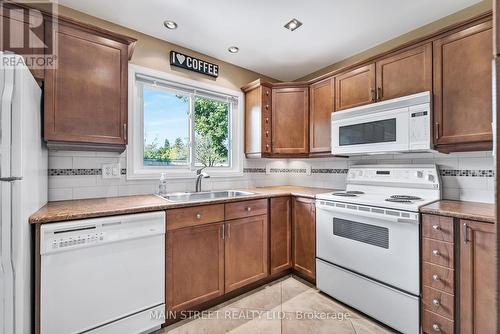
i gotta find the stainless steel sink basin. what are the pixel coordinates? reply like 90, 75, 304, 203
161, 190, 255, 202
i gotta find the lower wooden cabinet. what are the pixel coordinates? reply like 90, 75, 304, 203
459, 219, 496, 334
292, 197, 316, 281
270, 197, 292, 274
166, 222, 225, 312
225, 215, 269, 292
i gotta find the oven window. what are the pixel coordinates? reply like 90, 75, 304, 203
333, 218, 389, 249
339, 118, 396, 146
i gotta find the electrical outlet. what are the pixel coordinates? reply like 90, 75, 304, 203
102, 163, 121, 179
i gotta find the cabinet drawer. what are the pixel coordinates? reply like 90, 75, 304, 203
422, 286, 454, 320
422, 238, 454, 268
422, 262, 454, 294
167, 204, 225, 230
422, 215, 454, 242
422, 310, 454, 334
225, 199, 268, 220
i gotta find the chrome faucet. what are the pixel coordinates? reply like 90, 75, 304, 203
195, 167, 210, 192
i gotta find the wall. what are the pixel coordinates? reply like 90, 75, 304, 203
297, 0, 492, 81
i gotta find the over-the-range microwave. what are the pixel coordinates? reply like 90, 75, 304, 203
331, 91, 432, 155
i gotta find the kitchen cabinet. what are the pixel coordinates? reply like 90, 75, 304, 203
459, 219, 496, 334
375, 43, 432, 101
272, 86, 310, 155
225, 215, 269, 292
309, 78, 334, 155
166, 222, 225, 312
292, 197, 316, 281
335, 64, 376, 111
0, 3, 45, 80
43, 16, 136, 152
433, 20, 493, 152
242, 80, 273, 158
270, 197, 292, 275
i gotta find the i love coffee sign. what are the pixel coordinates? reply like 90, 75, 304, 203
170, 51, 219, 78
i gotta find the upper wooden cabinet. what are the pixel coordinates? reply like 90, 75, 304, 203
335, 64, 375, 110
433, 20, 493, 152
43, 17, 136, 152
459, 219, 496, 334
310, 78, 334, 154
242, 81, 273, 158
272, 86, 309, 155
376, 43, 432, 101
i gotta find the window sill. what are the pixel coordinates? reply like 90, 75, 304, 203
126, 169, 244, 181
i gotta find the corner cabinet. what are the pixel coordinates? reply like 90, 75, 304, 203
43, 16, 136, 152
292, 197, 316, 282
272, 86, 309, 155
270, 197, 292, 274
433, 19, 493, 152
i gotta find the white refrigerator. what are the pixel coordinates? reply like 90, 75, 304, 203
0, 52, 48, 334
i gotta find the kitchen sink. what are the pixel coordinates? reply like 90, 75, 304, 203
160, 190, 255, 202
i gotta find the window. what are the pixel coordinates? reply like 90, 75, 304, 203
128, 65, 243, 179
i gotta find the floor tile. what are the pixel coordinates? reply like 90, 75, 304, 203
282, 312, 356, 334
350, 317, 396, 334
228, 280, 282, 311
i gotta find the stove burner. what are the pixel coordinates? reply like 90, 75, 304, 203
390, 195, 422, 200
385, 198, 413, 203
332, 192, 358, 197
346, 191, 365, 195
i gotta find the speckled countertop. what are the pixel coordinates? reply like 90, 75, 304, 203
420, 200, 495, 224
29, 186, 338, 224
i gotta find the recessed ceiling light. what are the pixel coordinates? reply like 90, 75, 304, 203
228, 46, 239, 54
284, 18, 302, 31
163, 20, 178, 30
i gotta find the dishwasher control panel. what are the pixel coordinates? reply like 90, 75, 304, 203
51, 232, 105, 250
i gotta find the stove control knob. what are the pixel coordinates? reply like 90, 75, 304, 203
428, 174, 435, 182
417, 170, 424, 178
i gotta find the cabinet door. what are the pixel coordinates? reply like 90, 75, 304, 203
44, 20, 129, 145
376, 43, 432, 101
433, 21, 493, 151
270, 197, 292, 274
335, 64, 376, 111
272, 87, 309, 154
310, 78, 334, 154
292, 197, 316, 281
460, 220, 496, 334
166, 223, 225, 311
225, 215, 268, 292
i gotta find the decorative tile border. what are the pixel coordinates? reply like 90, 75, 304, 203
49, 168, 127, 176
269, 168, 308, 174
243, 168, 266, 173
440, 169, 494, 178
311, 168, 349, 174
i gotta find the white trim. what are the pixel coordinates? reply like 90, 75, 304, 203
127, 64, 244, 180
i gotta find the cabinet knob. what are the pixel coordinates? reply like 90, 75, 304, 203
265, 118, 269, 124
432, 249, 440, 257
265, 131, 269, 137
265, 104, 269, 110
266, 90, 270, 96
246, 207, 252, 212
196, 213, 202, 220
432, 299, 440, 306
432, 274, 440, 281
432, 224, 440, 230
432, 324, 441, 332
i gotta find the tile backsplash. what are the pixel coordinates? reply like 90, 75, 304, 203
48, 150, 495, 203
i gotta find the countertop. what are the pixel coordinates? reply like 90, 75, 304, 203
420, 200, 495, 224
29, 186, 337, 224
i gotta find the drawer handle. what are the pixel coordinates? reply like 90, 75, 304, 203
432, 324, 441, 332
246, 207, 252, 212
432, 249, 440, 257
432, 274, 440, 281
432, 224, 441, 230
196, 213, 202, 220
432, 298, 440, 306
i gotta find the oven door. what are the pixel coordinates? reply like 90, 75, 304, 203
332, 107, 410, 155
316, 201, 419, 295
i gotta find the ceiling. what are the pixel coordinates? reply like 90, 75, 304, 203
59, 0, 483, 81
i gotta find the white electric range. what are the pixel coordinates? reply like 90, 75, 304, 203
315, 165, 441, 334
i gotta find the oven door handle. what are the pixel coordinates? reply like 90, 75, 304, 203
315, 202, 419, 225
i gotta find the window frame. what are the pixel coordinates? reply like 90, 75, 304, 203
127, 64, 243, 180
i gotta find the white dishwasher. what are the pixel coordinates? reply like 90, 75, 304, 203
40, 211, 166, 334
